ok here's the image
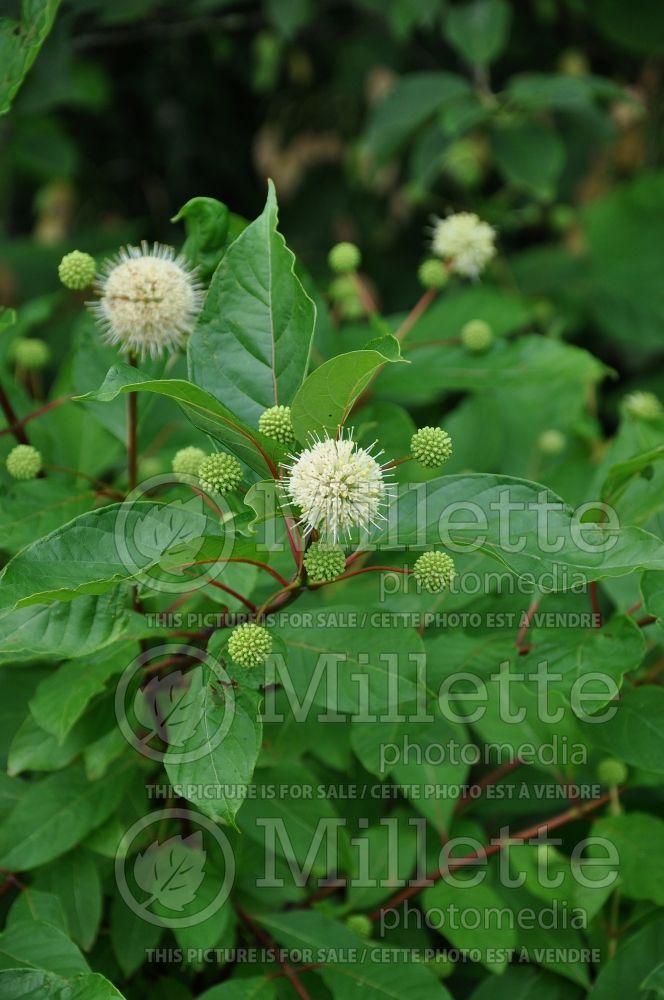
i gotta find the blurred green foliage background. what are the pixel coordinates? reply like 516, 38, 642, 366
2, 0, 664, 414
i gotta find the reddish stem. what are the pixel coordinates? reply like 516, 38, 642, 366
395, 287, 438, 342
515, 598, 541, 651
236, 905, 311, 1000
454, 759, 524, 814
0, 394, 72, 438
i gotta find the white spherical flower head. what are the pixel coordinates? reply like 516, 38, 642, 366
92, 242, 203, 360
431, 212, 496, 279
284, 435, 390, 542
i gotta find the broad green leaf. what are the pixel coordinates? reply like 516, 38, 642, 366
166, 688, 263, 826
0, 500, 225, 609
0, 592, 137, 665
0, 919, 88, 976
588, 916, 664, 998
0, 970, 126, 999
109, 897, 162, 978
580, 685, 664, 773
78, 365, 283, 476
0, 0, 61, 115
470, 965, 579, 999
172, 196, 230, 281
29, 642, 136, 743
642, 570, 664, 622
257, 909, 452, 1000
371, 474, 664, 587
364, 71, 472, 162
199, 979, 276, 1000
272, 603, 424, 714
188, 180, 316, 425
506, 73, 626, 111
38, 850, 102, 952
0, 481, 95, 554
345, 810, 418, 912
290, 343, 403, 442
7, 889, 68, 935
423, 878, 517, 973
600, 444, 664, 508
492, 120, 565, 199
590, 812, 664, 906
444, 0, 511, 66
0, 762, 135, 870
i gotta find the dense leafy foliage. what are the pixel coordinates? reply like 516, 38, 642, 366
2, 2, 664, 999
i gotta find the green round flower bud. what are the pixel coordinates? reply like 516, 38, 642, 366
172, 446, 206, 477
328, 275, 357, 302
597, 758, 628, 787
304, 541, 346, 582
338, 296, 365, 321
549, 204, 576, 233
426, 953, 454, 980
58, 250, 96, 290
6, 444, 42, 481
624, 391, 662, 421
538, 429, 566, 456
10, 338, 50, 370
443, 138, 484, 188
418, 258, 449, 290
461, 319, 493, 354
345, 914, 372, 939
328, 242, 361, 274
413, 551, 456, 593
411, 426, 453, 468
198, 452, 243, 495
258, 405, 295, 446
227, 623, 272, 669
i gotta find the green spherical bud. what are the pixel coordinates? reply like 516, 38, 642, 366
597, 758, 628, 787
328, 275, 357, 301
259, 405, 295, 446
338, 296, 365, 321
413, 551, 456, 593
58, 250, 96, 290
549, 204, 576, 233
624, 391, 662, 421
443, 138, 484, 188
6, 444, 42, 481
227, 623, 272, 669
10, 338, 50, 370
411, 426, 453, 468
345, 914, 372, 939
172, 446, 206, 477
304, 541, 346, 582
538, 429, 566, 456
418, 258, 449, 290
328, 242, 361, 274
198, 452, 243, 495
461, 319, 493, 354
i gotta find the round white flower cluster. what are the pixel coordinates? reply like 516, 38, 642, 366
431, 212, 496, 279
283, 435, 389, 542
91, 242, 203, 360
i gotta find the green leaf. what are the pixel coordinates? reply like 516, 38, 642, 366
492, 120, 565, 199
0, 970, 127, 999
364, 71, 472, 162
0, 762, 135, 870
29, 642, 135, 743
642, 570, 664, 622
290, 344, 403, 442
590, 812, 664, 906
423, 878, 517, 973
256, 909, 452, 999
109, 897, 162, 978
0, 500, 225, 609
198, 979, 276, 1000
78, 366, 282, 476
371, 474, 664, 587
0, 0, 61, 115
0, 919, 88, 976
166, 688, 263, 826
581, 685, 664, 773
600, 444, 664, 507
0, 593, 137, 665
588, 916, 664, 998
0, 481, 95, 555
444, 0, 511, 66
38, 850, 102, 952
595, 0, 664, 55
470, 965, 580, 999
188, 180, 316, 425
172, 196, 230, 281
7, 889, 68, 934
